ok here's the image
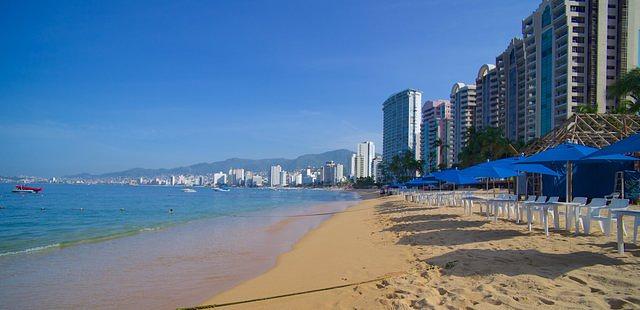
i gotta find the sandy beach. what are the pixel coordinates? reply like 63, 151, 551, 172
195, 193, 640, 309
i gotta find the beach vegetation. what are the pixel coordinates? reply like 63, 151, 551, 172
608, 68, 640, 114
383, 150, 423, 183
353, 177, 377, 189
458, 127, 519, 168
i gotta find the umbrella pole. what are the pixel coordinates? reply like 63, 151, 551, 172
492, 180, 496, 197
566, 161, 573, 202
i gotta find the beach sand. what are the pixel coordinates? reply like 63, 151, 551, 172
198, 194, 640, 309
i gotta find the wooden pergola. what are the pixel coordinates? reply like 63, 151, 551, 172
523, 113, 640, 155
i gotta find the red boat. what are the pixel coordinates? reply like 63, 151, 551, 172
12, 185, 43, 193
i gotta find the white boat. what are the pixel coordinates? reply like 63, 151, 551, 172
181, 188, 197, 193
212, 187, 230, 192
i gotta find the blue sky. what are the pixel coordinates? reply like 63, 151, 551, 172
0, 0, 538, 176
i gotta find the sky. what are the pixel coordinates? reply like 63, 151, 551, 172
0, 0, 539, 177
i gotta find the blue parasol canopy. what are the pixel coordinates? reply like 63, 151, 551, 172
431, 169, 479, 185
518, 143, 597, 163
512, 164, 560, 177
517, 142, 637, 163
462, 156, 559, 177
461, 165, 520, 179
586, 133, 640, 157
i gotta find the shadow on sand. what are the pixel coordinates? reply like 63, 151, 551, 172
425, 248, 625, 279
397, 229, 525, 246
390, 214, 460, 223
375, 201, 438, 215
386, 220, 486, 234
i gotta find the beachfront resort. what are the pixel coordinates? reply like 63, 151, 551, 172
200, 0, 640, 308
3, 0, 640, 309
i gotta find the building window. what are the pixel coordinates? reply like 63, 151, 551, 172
570, 5, 585, 12
571, 16, 585, 23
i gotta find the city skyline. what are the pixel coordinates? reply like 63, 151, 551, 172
1, 1, 538, 176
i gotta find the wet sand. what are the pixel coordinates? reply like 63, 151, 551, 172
0, 201, 357, 310
200, 194, 640, 309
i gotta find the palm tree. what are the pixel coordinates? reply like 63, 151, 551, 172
458, 127, 518, 168
609, 68, 640, 113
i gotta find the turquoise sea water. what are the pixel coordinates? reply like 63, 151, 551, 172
0, 184, 361, 309
0, 184, 359, 256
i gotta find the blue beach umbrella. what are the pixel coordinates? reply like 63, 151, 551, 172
462, 165, 520, 179
431, 169, 479, 186
517, 143, 638, 201
587, 133, 640, 157
512, 164, 559, 177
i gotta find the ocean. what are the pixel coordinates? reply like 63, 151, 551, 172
0, 184, 360, 309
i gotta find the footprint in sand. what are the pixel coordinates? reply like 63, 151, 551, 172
539, 297, 555, 305
607, 298, 631, 309
567, 275, 587, 285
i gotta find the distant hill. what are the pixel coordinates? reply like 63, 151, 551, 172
69, 149, 356, 178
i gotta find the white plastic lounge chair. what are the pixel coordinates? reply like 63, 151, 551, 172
530, 196, 559, 232
605, 192, 620, 200
565, 197, 588, 229
579, 198, 629, 236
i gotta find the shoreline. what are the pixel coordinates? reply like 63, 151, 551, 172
0, 188, 360, 310
197, 193, 640, 309
197, 191, 412, 309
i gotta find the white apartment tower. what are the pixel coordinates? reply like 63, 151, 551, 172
421, 99, 453, 172
371, 156, 382, 182
382, 89, 422, 163
475, 64, 501, 131
269, 165, 282, 187
450, 83, 477, 164
522, 0, 640, 137
354, 141, 375, 179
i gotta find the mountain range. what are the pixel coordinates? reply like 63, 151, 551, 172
68, 149, 356, 178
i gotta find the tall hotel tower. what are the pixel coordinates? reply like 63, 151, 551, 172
523, 0, 640, 137
421, 100, 453, 172
382, 89, 422, 163
450, 83, 477, 164
496, 38, 531, 142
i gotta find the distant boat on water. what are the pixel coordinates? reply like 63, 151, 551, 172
212, 185, 230, 192
12, 185, 43, 193
181, 188, 197, 193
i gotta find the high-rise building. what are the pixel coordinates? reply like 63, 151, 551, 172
450, 83, 477, 164
336, 164, 344, 183
382, 89, 422, 164
170, 175, 176, 186
496, 38, 530, 142
421, 99, 453, 172
350, 154, 356, 178
371, 156, 382, 182
354, 141, 375, 178
522, 0, 640, 137
244, 171, 254, 187
279, 170, 288, 187
322, 161, 339, 185
475, 64, 501, 131
251, 175, 264, 187
269, 165, 282, 187
213, 172, 227, 186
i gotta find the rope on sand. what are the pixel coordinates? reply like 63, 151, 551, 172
177, 272, 405, 309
